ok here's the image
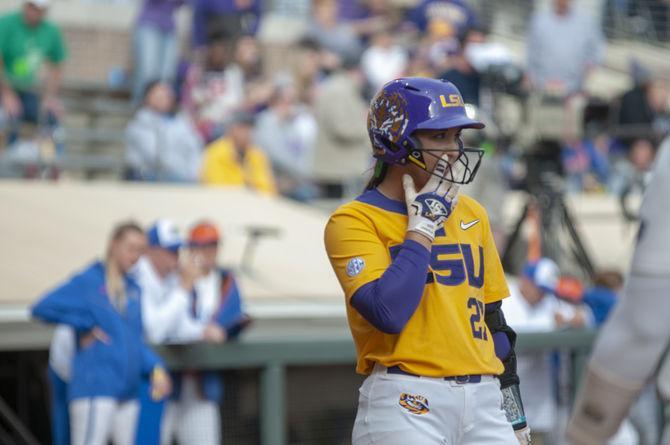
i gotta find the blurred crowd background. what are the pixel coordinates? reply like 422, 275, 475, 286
1, 0, 670, 443
0, 0, 669, 205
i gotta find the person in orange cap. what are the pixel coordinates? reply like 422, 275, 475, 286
161, 220, 250, 445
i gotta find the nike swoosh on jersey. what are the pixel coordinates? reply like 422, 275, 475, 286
460, 219, 480, 230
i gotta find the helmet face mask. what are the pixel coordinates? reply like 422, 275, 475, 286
405, 136, 484, 184
367, 77, 486, 184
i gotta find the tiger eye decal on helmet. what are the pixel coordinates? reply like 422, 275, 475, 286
368, 90, 410, 145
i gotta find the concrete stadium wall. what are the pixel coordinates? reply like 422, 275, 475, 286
0, 181, 638, 310
0, 181, 341, 307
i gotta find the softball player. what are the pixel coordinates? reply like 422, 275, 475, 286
567, 138, 670, 444
324, 78, 530, 444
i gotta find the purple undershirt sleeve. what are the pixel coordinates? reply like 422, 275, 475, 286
492, 331, 511, 359
350, 239, 431, 334
486, 301, 512, 360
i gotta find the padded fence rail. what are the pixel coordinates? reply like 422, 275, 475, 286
0, 326, 597, 445
156, 330, 598, 445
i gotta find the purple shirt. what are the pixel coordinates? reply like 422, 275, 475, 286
337, 0, 369, 21
407, 0, 477, 37
137, 0, 185, 33
192, 0, 260, 46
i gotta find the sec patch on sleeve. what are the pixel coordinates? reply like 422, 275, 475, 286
346, 257, 366, 277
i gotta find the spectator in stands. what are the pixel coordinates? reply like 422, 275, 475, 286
341, 0, 400, 43
181, 30, 245, 143
293, 38, 325, 106
231, 34, 262, 83
406, 0, 478, 41
230, 35, 274, 112
503, 258, 593, 444
31, 221, 171, 445
125, 80, 203, 182
305, 0, 363, 70
360, 28, 408, 92
438, 27, 485, 106
412, 0, 463, 75
201, 111, 277, 195
132, 0, 187, 103
270, 0, 311, 19
161, 221, 250, 445
526, 0, 604, 97
0, 0, 67, 146
191, 0, 260, 50
582, 270, 624, 327
405, 43, 435, 79
562, 132, 612, 192
616, 66, 670, 151
609, 138, 656, 197
312, 56, 370, 198
254, 77, 318, 201
132, 219, 226, 445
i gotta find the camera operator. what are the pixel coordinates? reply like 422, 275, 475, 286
438, 28, 484, 106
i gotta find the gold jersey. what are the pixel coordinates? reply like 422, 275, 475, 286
324, 189, 509, 377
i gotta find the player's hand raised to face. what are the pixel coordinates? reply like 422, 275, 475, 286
403, 155, 462, 242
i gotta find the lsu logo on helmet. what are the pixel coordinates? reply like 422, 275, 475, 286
399, 393, 430, 415
439, 94, 464, 108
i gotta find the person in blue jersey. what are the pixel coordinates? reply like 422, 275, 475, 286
31, 221, 172, 445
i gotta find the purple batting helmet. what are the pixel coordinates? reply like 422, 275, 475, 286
367, 77, 485, 184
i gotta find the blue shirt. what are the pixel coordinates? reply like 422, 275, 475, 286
192, 0, 260, 46
582, 287, 617, 327
136, 0, 185, 33
32, 261, 162, 401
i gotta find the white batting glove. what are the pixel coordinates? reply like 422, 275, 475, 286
515, 426, 531, 445
402, 155, 461, 242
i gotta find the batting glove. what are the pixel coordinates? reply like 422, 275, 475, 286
403, 155, 461, 242
515, 425, 531, 445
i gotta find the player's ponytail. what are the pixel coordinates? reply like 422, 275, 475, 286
365, 160, 389, 190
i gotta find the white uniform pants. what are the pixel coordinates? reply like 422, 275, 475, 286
353, 365, 517, 445
69, 397, 139, 445
161, 375, 221, 445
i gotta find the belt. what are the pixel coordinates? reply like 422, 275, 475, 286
386, 365, 483, 384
